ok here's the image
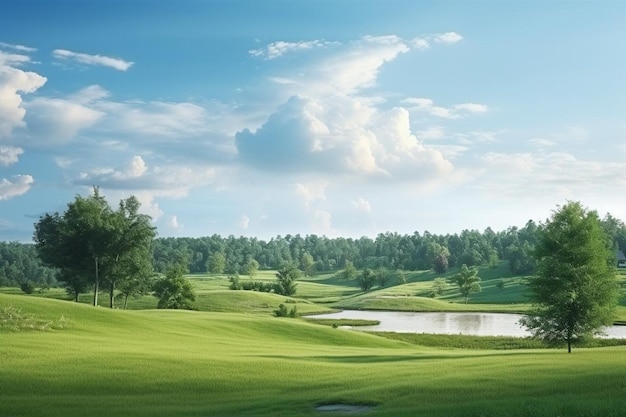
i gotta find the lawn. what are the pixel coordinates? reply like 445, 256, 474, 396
2, 293, 626, 417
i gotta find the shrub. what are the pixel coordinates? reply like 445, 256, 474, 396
273, 303, 299, 318
20, 282, 35, 294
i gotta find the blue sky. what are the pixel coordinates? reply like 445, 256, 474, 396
2, 1, 626, 242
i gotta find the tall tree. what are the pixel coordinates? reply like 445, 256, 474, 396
104, 196, 156, 308
34, 188, 155, 307
454, 264, 481, 303
358, 268, 376, 292
521, 202, 619, 353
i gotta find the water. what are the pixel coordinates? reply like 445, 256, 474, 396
310, 310, 626, 338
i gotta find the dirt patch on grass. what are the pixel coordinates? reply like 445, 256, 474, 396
316, 404, 375, 413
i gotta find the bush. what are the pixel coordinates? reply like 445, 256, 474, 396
274, 303, 298, 318
20, 282, 35, 294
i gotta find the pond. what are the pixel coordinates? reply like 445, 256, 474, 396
310, 310, 626, 338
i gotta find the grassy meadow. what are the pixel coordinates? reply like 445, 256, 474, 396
2, 263, 626, 416
3, 293, 626, 417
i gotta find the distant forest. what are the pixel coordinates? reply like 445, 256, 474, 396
2, 214, 625, 288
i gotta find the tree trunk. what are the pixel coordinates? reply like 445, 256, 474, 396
93, 257, 99, 307
109, 281, 115, 308
567, 338, 572, 353
123, 294, 129, 310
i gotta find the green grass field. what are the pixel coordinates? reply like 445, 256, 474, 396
2, 293, 626, 417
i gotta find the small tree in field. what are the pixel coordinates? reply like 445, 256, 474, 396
454, 264, 481, 303
153, 264, 195, 310
520, 202, 619, 353
358, 268, 376, 292
275, 265, 300, 296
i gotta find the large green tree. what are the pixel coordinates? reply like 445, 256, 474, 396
33, 188, 155, 307
521, 202, 619, 353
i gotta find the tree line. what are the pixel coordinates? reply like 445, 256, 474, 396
151, 214, 626, 277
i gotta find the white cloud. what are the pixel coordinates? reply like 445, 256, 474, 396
404, 97, 489, 119
52, 49, 134, 71
0, 64, 47, 138
294, 181, 328, 207
434, 32, 463, 44
351, 197, 371, 213
415, 126, 446, 140
475, 152, 626, 200
249, 40, 337, 60
0, 146, 23, 166
24, 97, 104, 144
238, 215, 250, 229
312, 209, 337, 236
0, 42, 36, 53
167, 215, 181, 230
0, 174, 33, 200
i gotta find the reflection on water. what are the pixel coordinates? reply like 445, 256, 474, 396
310, 311, 626, 338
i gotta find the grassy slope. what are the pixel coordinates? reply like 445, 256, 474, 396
2, 293, 626, 417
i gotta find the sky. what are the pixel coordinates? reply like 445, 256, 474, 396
1, 0, 626, 242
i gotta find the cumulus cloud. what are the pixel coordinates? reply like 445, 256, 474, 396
0, 63, 47, 138
403, 98, 489, 119
0, 174, 33, 200
52, 49, 133, 71
236, 94, 452, 181
0, 146, 23, 166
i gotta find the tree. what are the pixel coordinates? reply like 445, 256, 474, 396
300, 252, 315, 277
274, 265, 300, 296
520, 202, 619, 353
153, 264, 195, 309
454, 264, 481, 303
431, 277, 447, 297
208, 252, 226, 274
340, 260, 357, 280
358, 268, 376, 292
375, 268, 388, 288
244, 258, 260, 277
34, 188, 155, 307
104, 196, 156, 308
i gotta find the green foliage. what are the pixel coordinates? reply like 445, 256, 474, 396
300, 252, 315, 277
454, 264, 481, 303
340, 260, 357, 280
375, 268, 389, 288
33, 188, 155, 308
152, 264, 196, 310
521, 202, 620, 352
274, 265, 300, 296
228, 273, 241, 290
273, 303, 298, 317
495, 279, 505, 292
19, 281, 34, 294
430, 277, 447, 297
208, 252, 226, 274
358, 268, 376, 292
244, 258, 260, 277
